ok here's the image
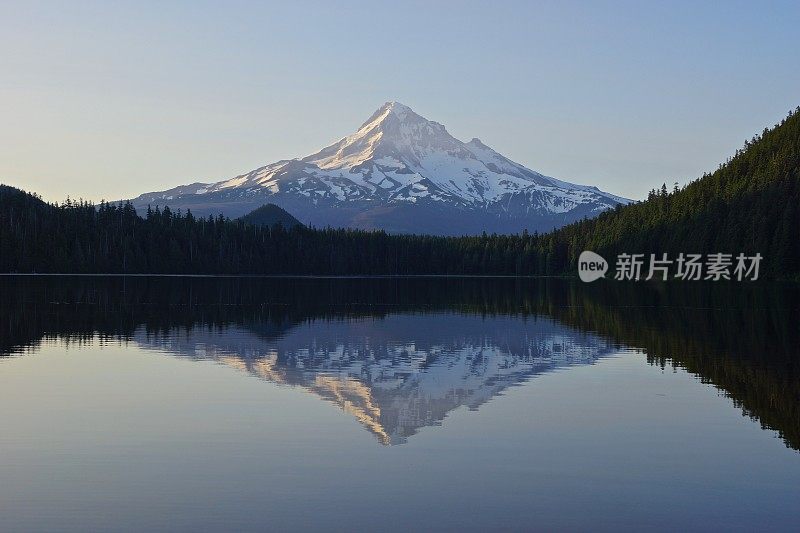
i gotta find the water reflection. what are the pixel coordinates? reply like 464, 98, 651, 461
1, 276, 798, 449
136, 315, 616, 444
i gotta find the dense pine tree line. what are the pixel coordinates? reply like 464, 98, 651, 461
0, 189, 549, 275
1, 107, 798, 278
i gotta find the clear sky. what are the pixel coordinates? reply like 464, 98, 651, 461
1, 0, 798, 202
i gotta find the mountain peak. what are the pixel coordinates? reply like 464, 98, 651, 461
364, 100, 424, 129
131, 101, 631, 235
382, 100, 412, 114
304, 101, 452, 170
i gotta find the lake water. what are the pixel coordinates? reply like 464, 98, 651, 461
0, 277, 798, 532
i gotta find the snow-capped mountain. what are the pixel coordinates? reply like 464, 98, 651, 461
130, 102, 629, 235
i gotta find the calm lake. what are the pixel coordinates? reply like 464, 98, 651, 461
1, 276, 798, 532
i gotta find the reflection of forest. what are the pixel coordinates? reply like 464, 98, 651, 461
548, 282, 800, 452
1, 276, 797, 450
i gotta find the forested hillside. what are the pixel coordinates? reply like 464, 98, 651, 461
542, 106, 800, 278
1, 108, 798, 278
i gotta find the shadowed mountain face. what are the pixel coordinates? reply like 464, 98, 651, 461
1, 276, 797, 449
128, 102, 629, 235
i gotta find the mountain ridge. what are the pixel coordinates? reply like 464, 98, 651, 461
129, 102, 629, 235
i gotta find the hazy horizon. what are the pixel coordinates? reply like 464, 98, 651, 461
2, 0, 799, 203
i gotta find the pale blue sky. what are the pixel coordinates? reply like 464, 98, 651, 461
1, 0, 798, 202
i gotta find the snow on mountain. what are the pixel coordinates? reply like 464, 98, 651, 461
130, 101, 630, 235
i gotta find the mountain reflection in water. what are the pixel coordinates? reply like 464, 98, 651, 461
136, 315, 616, 445
1, 276, 798, 450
